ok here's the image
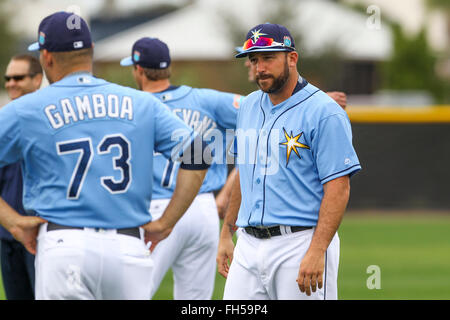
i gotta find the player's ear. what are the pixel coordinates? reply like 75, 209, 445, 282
136, 65, 145, 76
41, 49, 53, 68
287, 51, 298, 68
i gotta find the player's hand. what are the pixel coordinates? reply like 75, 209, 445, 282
10, 216, 47, 255
326, 91, 347, 110
216, 235, 235, 278
297, 248, 326, 296
217, 223, 237, 278
141, 219, 172, 252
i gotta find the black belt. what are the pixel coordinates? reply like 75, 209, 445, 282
244, 225, 313, 239
46, 222, 141, 239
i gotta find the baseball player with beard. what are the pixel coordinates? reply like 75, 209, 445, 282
236, 46, 348, 109
120, 37, 242, 299
0, 12, 209, 300
217, 23, 361, 300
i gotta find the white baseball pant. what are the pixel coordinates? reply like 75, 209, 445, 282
35, 223, 153, 300
149, 192, 219, 299
223, 227, 340, 300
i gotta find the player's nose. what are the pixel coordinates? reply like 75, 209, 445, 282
255, 61, 262, 71
255, 61, 268, 74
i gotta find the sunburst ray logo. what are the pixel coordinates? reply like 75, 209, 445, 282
280, 128, 310, 166
250, 28, 267, 43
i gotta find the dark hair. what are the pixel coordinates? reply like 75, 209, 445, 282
11, 54, 43, 75
135, 65, 171, 81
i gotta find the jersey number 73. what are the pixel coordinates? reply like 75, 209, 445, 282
56, 134, 131, 199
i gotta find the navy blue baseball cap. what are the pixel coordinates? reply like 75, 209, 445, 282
235, 23, 295, 58
28, 11, 92, 52
120, 37, 171, 69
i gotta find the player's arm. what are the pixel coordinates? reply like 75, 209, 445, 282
0, 197, 46, 255
215, 167, 237, 219
0, 104, 47, 255
142, 127, 211, 250
142, 166, 208, 250
217, 169, 241, 278
297, 175, 350, 296
326, 91, 347, 109
208, 91, 240, 219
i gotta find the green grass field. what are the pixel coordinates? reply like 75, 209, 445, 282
2, 212, 450, 300
337, 212, 450, 299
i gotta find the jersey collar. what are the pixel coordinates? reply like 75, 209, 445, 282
262, 75, 311, 111
52, 72, 105, 87
152, 85, 192, 102
291, 75, 308, 96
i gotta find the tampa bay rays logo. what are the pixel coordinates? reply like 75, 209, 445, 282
39, 31, 46, 45
283, 36, 292, 47
133, 50, 141, 62
250, 28, 267, 43
279, 128, 310, 166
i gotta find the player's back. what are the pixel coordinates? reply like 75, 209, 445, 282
0, 73, 191, 228
151, 85, 240, 199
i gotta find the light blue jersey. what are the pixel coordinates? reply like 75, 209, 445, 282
235, 79, 361, 227
151, 85, 241, 199
0, 73, 194, 229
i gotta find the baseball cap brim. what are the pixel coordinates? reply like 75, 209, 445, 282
28, 42, 40, 51
120, 56, 134, 66
235, 47, 294, 58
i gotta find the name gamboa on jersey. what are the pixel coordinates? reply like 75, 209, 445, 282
0, 73, 194, 228
151, 85, 241, 199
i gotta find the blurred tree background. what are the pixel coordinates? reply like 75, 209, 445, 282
342, 0, 450, 103
1, 0, 448, 104
425, 0, 450, 103
0, 0, 18, 86
215, 0, 348, 94
96, 0, 305, 95
381, 24, 449, 103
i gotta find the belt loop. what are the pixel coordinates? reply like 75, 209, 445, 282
265, 227, 272, 239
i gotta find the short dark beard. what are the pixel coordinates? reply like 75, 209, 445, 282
256, 59, 290, 94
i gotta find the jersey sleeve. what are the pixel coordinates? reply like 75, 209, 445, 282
312, 111, 361, 184
152, 100, 196, 161
0, 103, 23, 168
207, 90, 241, 130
